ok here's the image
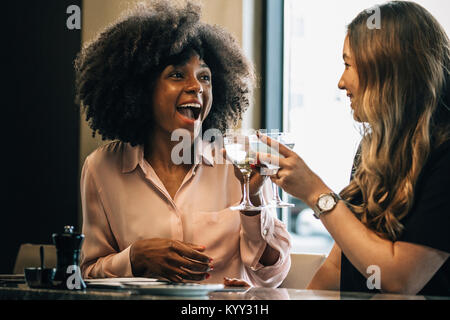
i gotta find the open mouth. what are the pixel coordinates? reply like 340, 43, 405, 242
176, 103, 202, 121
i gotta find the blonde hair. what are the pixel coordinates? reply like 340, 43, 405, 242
340, 1, 450, 240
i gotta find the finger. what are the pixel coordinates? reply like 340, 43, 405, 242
257, 152, 287, 168
223, 277, 250, 287
185, 243, 206, 252
163, 258, 209, 282
167, 264, 208, 282
168, 275, 184, 283
181, 256, 213, 273
164, 263, 193, 281
166, 253, 210, 273
179, 266, 210, 281
172, 241, 212, 264
257, 131, 293, 158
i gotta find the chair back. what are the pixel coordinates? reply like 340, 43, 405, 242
13, 243, 57, 274
279, 253, 327, 289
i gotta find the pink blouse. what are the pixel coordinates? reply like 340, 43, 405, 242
80, 140, 291, 287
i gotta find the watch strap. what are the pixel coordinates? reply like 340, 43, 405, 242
313, 192, 342, 219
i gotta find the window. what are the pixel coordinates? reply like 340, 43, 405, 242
281, 0, 450, 254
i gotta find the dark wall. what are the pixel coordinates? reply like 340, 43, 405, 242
2, 1, 81, 273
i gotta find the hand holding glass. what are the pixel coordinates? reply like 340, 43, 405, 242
224, 133, 264, 211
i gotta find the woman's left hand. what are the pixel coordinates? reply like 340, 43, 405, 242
256, 132, 329, 206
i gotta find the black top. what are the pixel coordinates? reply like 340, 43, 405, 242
340, 139, 450, 297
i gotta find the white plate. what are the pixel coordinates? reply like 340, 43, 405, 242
85, 277, 163, 283
123, 283, 225, 297
84, 277, 168, 290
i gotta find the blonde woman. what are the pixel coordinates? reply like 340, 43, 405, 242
259, 1, 449, 296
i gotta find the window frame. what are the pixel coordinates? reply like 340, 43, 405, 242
262, 0, 284, 131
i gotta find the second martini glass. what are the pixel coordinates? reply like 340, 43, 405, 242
260, 131, 296, 208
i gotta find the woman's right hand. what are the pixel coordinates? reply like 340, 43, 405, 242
130, 238, 213, 282
256, 132, 329, 207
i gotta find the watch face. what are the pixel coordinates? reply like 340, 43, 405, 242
318, 195, 336, 211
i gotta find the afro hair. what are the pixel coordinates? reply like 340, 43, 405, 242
75, 0, 255, 146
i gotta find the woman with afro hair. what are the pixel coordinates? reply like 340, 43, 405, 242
76, 0, 291, 286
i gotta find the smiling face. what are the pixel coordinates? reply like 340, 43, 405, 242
338, 36, 361, 120
151, 53, 213, 138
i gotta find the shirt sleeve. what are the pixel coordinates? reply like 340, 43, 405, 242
80, 156, 133, 278
398, 142, 450, 254
239, 181, 292, 287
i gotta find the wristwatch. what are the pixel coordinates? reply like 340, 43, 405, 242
313, 192, 342, 219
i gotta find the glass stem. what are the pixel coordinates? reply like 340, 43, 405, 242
272, 182, 282, 202
242, 173, 254, 206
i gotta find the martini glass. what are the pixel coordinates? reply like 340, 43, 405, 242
224, 131, 264, 211
260, 131, 296, 208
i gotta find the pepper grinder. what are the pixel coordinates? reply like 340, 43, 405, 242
52, 226, 86, 290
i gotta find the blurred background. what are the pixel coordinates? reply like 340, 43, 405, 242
2, 0, 449, 273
